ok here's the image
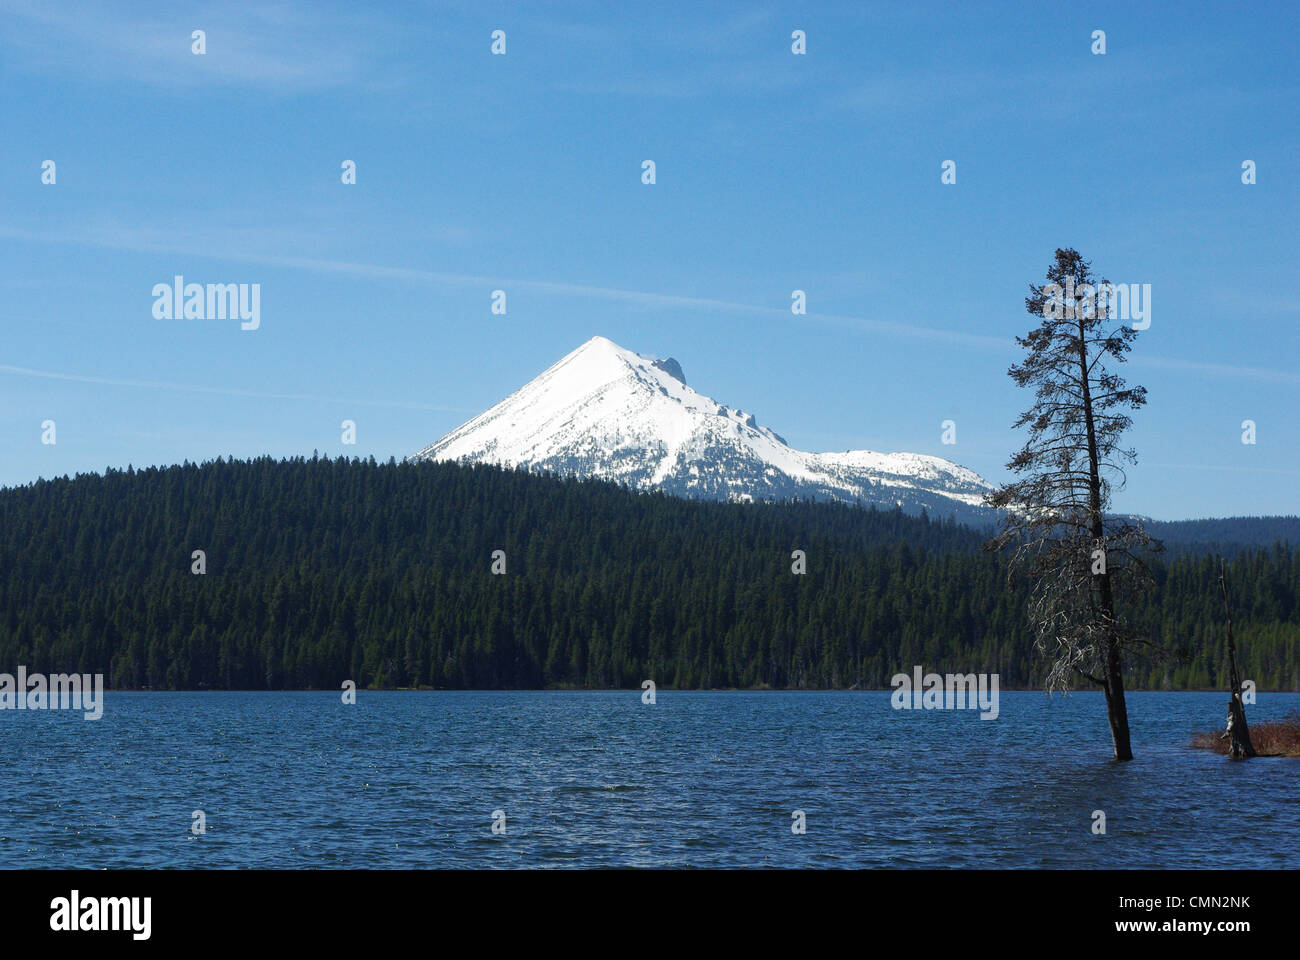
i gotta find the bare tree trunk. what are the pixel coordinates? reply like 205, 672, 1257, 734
1103, 639, 1134, 761
1079, 315, 1133, 761
1219, 562, 1255, 760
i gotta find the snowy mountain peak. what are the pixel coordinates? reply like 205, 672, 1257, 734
561, 335, 686, 390
411, 337, 995, 520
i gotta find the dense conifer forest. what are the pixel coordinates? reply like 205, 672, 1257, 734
0, 456, 1296, 691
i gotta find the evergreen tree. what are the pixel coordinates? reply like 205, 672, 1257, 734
986, 248, 1161, 760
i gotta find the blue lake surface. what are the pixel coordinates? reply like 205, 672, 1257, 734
1, 690, 1296, 868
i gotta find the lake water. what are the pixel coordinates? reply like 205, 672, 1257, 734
1, 691, 1296, 868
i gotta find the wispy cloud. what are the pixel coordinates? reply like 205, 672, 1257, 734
0, 222, 1012, 351
831, 54, 1201, 125
0, 0, 402, 93
1147, 461, 1300, 476
522, 7, 800, 99
5, 221, 1297, 385
0, 363, 473, 413
1133, 354, 1300, 387
548, 62, 803, 99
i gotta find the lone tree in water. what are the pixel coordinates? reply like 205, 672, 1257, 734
1218, 561, 1255, 759
986, 248, 1160, 761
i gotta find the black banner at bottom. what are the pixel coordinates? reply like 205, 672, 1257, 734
0, 869, 1273, 946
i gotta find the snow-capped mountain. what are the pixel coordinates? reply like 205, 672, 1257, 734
410, 336, 996, 521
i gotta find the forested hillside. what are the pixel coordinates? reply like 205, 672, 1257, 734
0, 456, 1296, 690
1145, 516, 1300, 557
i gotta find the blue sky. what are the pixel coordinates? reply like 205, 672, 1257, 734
1, 0, 1296, 521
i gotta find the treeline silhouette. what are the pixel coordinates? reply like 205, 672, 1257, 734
0, 456, 1296, 690
1145, 515, 1300, 557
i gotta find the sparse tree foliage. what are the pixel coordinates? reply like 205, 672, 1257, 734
986, 248, 1162, 761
